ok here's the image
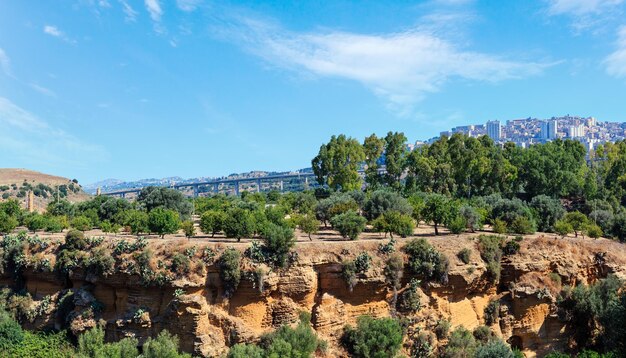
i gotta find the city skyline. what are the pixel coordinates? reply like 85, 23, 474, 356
2, 1, 626, 183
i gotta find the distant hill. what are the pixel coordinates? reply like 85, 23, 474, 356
0, 168, 90, 211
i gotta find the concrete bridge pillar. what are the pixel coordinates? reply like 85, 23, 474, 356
121, 192, 126, 199
214, 184, 219, 194
193, 184, 199, 198
234, 181, 240, 196
279, 180, 284, 192
256, 178, 262, 193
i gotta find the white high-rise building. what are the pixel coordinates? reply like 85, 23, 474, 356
540, 119, 558, 140
568, 124, 584, 138
486, 120, 501, 141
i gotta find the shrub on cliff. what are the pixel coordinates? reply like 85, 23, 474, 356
474, 339, 515, 358
404, 238, 449, 284
477, 235, 504, 284
261, 223, 295, 267
484, 300, 500, 326
261, 312, 324, 358
457, 248, 471, 264
142, 330, 191, 358
219, 248, 241, 298
78, 326, 139, 358
227, 344, 264, 358
342, 315, 403, 358
443, 326, 477, 358
0, 310, 24, 350
331, 210, 366, 240
398, 278, 421, 313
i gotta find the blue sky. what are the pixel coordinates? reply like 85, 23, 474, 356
1, 0, 626, 184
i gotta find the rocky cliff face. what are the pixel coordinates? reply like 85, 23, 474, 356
5, 234, 626, 357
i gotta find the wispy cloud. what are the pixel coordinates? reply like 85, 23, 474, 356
176, 0, 202, 12
43, 25, 76, 43
119, 0, 138, 22
144, 0, 162, 21
0, 97, 107, 167
547, 0, 623, 16
545, 0, 625, 30
0, 48, 12, 77
605, 26, 626, 77
219, 17, 551, 116
28, 83, 56, 97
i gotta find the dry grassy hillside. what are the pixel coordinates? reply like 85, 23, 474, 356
0, 168, 91, 211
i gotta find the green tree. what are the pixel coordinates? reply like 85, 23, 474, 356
199, 210, 225, 237
363, 134, 385, 188
0, 211, 18, 234
383, 131, 408, 188
224, 208, 255, 242
181, 220, 195, 239
124, 210, 149, 235
530, 195, 565, 232
404, 238, 449, 283
227, 344, 264, 358
363, 190, 412, 221
261, 312, 323, 358
342, 316, 403, 358
147, 208, 181, 238
25, 213, 46, 233
330, 210, 367, 240
138, 187, 193, 218
422, 193, 452, 235
563, 211, 589, 237
553, 220, 573, 238
71, 216, 92, 232
0, 310, 24, 350
296, 214, 319, 240
312, 134, 366, 191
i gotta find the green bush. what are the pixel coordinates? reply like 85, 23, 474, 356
502, 240, 521, 255
404, 238, 449, 284
447, 215, 467, 235
181, 221, 195, 238
474, 339, 514, 358
457, 248, 471, 264
25, 214, 46, 233
342, 260, 358, 292
296, 214, 319, 240
484, 299, 500, 326
170, 253, 191, 275
384, 253, 404, 292
261, 312, 323, 358
398, 278, 421, 313
227, 344, 264, 358
509, 216, 535, 234
0, 310, 24, 350
363, 190, 412, 221
125, 210, 149, 235
585, 223, 603, 239
71, 216, 92, 232
142, 330, 191, 358
444, 326, 477, 358
354, 252, 371, 273
331, 210, 366, 240
342, 315, 403, 358
375, 211, 415, 238
492, 219, 507, 234
261, 223, 295, 267
478, 235, 504, 284
86, 247, 115, 277
472, 325, 495, 344
554, 219, 573, 237
434, 318, 451, 339
64, 230, 88, 251
219, 248, 241, 298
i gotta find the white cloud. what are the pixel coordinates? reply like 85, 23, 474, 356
43, 25, 75, 43
223, 17, 550, 115
605, 26, 626, 77
43, 25, 62, 37
547, 0, 623, 15
0, 48, 12, 77
145, 0, 162, 21
176, 0, 201, 12
28, 83, 56, 97
0, 97, 107, 167
119, 0, 138, 22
